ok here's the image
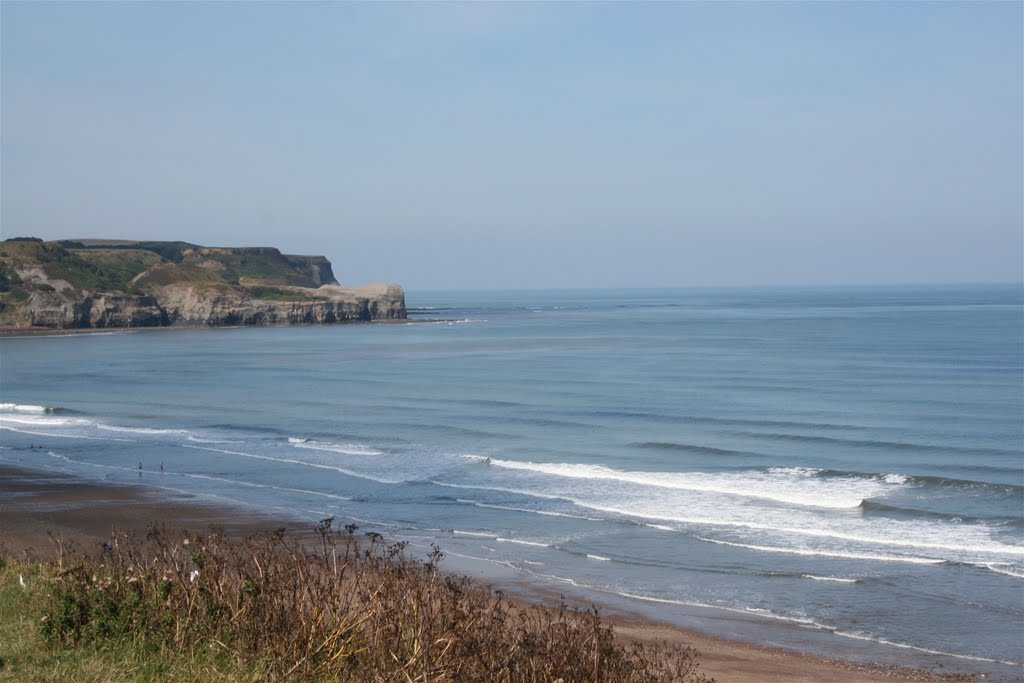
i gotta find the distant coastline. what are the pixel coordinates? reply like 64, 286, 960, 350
0, 237, 406, 330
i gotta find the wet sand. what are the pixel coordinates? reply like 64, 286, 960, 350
0, 464, 981, 682
0, 464, 286, 556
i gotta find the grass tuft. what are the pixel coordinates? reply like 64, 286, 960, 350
1, 523, 712, 682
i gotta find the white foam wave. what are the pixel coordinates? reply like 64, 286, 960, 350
766, 466, 819, 476
698, 537, 943, 565
578, 500, 1023, 558
587, 554, 611, 561
97, 424, 189, 436
545, 580, 835, 628
428, 480, 570, 502
46, 451, 141, 474
0, 414, 93, 427
496, 537, 550, 548
456, 499, 597, 521
186, 435, 242, 444
488, 459, 890, 509
180, 473, 351, 502
290, 439, 383, 456
801, 574, 858, 584
742, 608, 831, 629
415, 318, 488, 326
453, 530, 493, 538
436, 550, 516, 571
181, 444, 401, 484
832, 629, 1022, 667
0, 412, 235, 447
506, 567, 875, 641
984, 563, 1024, 579
0, 403, 50, 413
0, 425, 136, 442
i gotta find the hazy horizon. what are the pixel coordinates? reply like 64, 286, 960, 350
2, 2, 1021, 290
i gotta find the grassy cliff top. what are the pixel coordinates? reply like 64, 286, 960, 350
1, 238, 338, 292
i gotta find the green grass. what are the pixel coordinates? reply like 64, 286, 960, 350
0, 558, 287, 682
132, 263, 226, 289
0, 241, 141, 292
58, 241, 200, 263
180, 251, 318, 288
0, 238, 327, 300
70, 250, 166, 292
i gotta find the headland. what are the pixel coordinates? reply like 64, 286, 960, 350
0, 238, 405, 330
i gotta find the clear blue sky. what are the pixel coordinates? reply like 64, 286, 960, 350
2, 2, 1021, 290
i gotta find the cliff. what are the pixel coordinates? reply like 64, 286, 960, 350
0, 238, 405, 329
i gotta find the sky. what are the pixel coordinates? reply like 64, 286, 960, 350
2, 2, 1021, 291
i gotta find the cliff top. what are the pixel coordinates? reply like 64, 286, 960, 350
0, 237, 338, 289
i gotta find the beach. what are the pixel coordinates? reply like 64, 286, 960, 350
0, 464, 977, 682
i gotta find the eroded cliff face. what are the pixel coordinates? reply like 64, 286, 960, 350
0, 239, 405, 330
21, 292, 166, 328
17, 284, 405, 329
157, 283, 405, 327
283, 255, 337, 287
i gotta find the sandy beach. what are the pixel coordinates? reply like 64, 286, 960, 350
0, 464, 979, 682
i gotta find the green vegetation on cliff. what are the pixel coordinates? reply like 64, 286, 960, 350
0, 240, 148, 294
0, 238, 401, 329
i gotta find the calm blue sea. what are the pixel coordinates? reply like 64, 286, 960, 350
2, 285, 1022, 676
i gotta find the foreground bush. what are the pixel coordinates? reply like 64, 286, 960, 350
30, 522, 710, 682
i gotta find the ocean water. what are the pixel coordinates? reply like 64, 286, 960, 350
2, 285, 1022, 677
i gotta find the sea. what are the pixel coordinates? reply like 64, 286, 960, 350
1, 284, 1022, 678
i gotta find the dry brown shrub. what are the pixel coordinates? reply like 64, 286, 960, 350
41, 521, 712, 682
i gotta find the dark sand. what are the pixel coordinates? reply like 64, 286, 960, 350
0, 464, 980, 682
0, 464, 286, 556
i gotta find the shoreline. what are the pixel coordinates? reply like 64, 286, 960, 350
0, 318, 413, 338
0, 464, 992, 682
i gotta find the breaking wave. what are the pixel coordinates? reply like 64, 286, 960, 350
487, 459, 896, 509
289, 438, 384, 457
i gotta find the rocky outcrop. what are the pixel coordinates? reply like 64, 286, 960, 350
16, 284, 405, 329
157, 283, 405, 327
0, 238, 405, 330
23, 292, 166, 328
87, 294, 167, 328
